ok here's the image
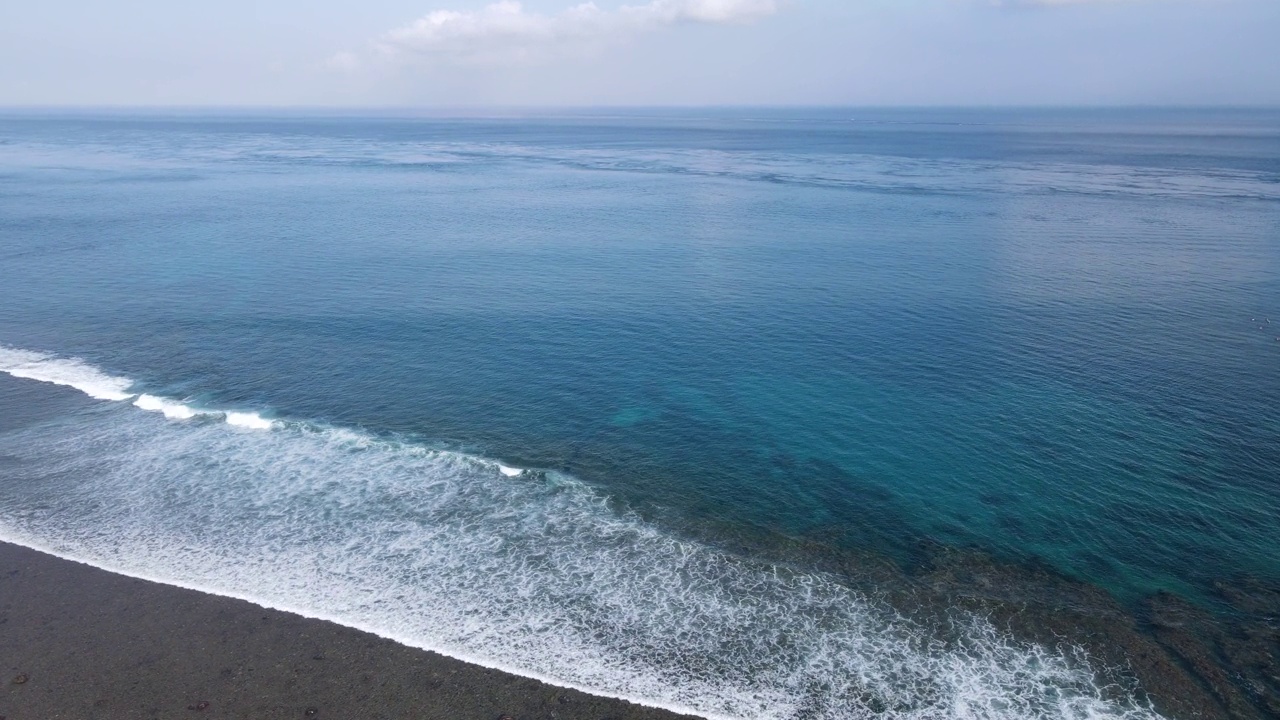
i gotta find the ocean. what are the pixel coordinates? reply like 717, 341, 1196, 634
1, 108, 1277, 719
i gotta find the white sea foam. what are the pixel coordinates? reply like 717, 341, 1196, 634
0, 347, 1166, 720
133, 394, 201, 420
0, 345, 134, 401
1, 346, 282, 431
0, 346, 279, 430
224, 411, 276, 430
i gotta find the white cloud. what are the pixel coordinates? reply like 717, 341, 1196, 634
336, 0, 776, 68
987, 0, 1187, 6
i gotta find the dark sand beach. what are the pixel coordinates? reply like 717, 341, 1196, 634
5, 535, 1278, 720
0, 542, 695, 720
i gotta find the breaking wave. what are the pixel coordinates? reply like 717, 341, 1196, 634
0, 344, 1163, 720
0, 345, 133, 401
1, 345, 274, 430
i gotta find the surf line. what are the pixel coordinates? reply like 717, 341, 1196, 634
0, 343, 532, 476
0, 344, 270, 432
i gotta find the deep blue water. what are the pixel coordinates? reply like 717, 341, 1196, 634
1, 108, 1278, 719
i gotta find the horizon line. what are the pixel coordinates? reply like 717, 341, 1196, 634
3, 103, 1279, 111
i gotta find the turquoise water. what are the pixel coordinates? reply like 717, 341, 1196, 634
1, 108, 1278, 719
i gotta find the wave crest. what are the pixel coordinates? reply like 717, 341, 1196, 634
0, 345, 134, 401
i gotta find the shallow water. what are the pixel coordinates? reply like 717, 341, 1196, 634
1, 108, 1278, 719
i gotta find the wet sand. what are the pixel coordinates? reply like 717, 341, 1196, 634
0, 541, 696, 720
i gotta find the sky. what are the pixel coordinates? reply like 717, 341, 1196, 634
1, 0, 1278, 106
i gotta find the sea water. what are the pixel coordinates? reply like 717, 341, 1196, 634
1, 108, 1278, 719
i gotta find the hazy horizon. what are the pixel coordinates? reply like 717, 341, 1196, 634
3, 104, 1278, 112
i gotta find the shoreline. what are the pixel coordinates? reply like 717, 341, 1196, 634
0, 540, 698, 720
4, 537, 1273, 720
0, 377, 1275, 720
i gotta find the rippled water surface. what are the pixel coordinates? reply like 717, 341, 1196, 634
1, 108, 1278, 719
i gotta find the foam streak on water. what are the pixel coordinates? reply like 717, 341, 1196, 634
0, 347, 1162, 720
0, 345, 277, 430
134, 394, 202, 420
0, 345, 134, 401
